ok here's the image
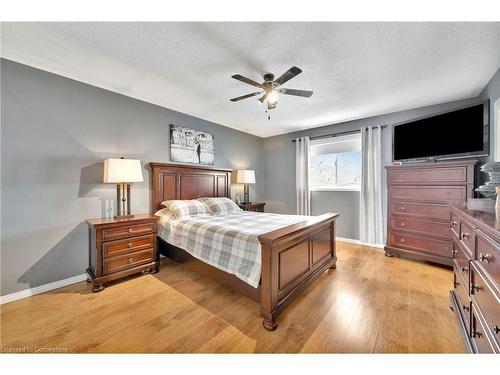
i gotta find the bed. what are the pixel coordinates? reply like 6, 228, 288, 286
150, 162, 339, 330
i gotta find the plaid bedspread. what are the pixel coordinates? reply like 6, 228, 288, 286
158, 212, 307, 288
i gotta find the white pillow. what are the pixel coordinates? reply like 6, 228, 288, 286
160, 199, 212, 219
197, 197, 242, 215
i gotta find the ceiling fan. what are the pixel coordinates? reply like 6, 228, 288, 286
230, 66, 313, 112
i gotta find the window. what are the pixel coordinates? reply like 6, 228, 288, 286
309, 133, 362, 191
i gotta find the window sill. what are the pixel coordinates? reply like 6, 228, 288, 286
310, 187, 361, 192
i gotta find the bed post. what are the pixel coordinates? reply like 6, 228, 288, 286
260, 242, 279, 331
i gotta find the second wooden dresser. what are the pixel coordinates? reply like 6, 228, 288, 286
385, 160, 476, 266
449, 204, 499, 353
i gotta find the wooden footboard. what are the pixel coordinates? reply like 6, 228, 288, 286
258, 213, 339, 330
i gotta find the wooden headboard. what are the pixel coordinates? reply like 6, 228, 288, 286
149, 162, 232, 212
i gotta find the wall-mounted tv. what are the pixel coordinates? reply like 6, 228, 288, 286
393, 101, 489, 162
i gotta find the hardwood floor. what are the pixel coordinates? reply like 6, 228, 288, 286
0, 241, 463, 353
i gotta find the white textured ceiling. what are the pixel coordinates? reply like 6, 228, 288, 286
1, 22, 500, 137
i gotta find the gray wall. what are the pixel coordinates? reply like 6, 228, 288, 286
1, 59, 264, 296
263, 97, 485, 241
480, 68, 500, 160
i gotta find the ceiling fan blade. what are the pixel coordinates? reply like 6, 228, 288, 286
279, 88, 313, 97
274, 66, 302, 86
258, 92, 269, 103
230, 91, 263, 102
231, 74, 262, 88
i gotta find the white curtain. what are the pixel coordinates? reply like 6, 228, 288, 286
360, 126, 384, 244
296, 136, 311, 215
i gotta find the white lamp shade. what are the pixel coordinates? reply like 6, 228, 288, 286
103, 158, 144, 183
236, 169, 255, 184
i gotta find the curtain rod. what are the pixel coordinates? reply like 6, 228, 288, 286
291, 125, 388, 143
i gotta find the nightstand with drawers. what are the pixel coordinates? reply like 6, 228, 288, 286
86, 214, 159, 292
237, 202, 266, 212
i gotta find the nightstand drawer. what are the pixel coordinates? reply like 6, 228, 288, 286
103, 234, 155, 258
103, 249, 154, 274
101, 222, 155, 241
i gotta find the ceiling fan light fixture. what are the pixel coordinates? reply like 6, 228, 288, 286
267, 91, 279, 106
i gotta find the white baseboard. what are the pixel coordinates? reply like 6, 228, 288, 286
336, 236, 385, 249
0, 273, 88, 305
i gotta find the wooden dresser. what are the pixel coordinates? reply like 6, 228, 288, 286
86, 214, 159, 292
385, 160, 476, 266
449, 204, 500, 353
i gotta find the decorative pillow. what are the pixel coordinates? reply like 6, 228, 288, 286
197, 197, 242, 215
160, 199, 212, 219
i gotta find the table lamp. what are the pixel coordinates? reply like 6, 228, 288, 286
103, 157, 144, 218
236, 169, 255, 204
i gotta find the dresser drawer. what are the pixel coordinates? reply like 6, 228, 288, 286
390, 232, 452, 257
470, 263, 500, 347
454, 268, 471, 334
391, 202, 450, 220
103, 234, 155, 258
452, 242, 471, 283
476, 231, 500, 284
471, 304, 498, 353
103, 249, 154, 274
458, 221, 476, 258
388, 166, 468, 184
391, 186, 467, 204
391, 216, 450, 239
101, 222, 156, 241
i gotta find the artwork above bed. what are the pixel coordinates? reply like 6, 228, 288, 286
170, 124, 215, 165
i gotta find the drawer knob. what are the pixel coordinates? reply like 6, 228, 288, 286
128, 242, 133, 248
460, 266, 469, 273
450, 221, 457, 228
400, 238, 405, 243
128, 257, 133, 263
462, 304, 469, 312
400, 222, 406, 227
470, 284, 481, 293
493, 325, 500, 335
128, 228, 133, 233
400, 206, 406, 211
460, 232, 469, 240
479, 253, 491, 263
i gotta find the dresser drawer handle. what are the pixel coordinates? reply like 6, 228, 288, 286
399, 238, 405, 243
462, 304, 469, 312
400, 206, 406, 211
128, 242, 133, 248
470, 284, 481, 293
450, 221, 457, 228
460, 232, 469, 240
493, 325, 500, 335
400, 222, 406, 227
128, 228, 133, 233
128, 257, 133, 263
479, 253, 491, 263
460, 266, 468, 273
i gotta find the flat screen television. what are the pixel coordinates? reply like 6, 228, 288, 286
393, 101, 489, 162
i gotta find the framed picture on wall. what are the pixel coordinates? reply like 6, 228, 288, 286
169, 124, 215, 165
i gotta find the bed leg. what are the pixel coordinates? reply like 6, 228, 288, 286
263, 318, 278, 331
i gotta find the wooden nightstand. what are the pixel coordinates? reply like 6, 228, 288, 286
237, 202, 266, 212
86, 214, 159, 293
